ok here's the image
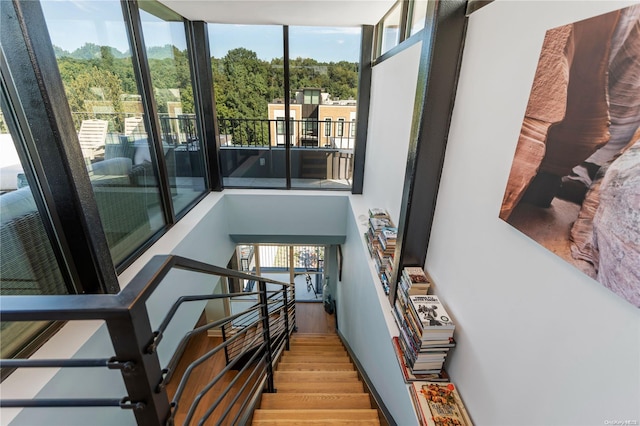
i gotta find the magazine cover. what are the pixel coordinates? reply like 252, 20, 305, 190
409, 295, 455, 329
411, 382, 473, 426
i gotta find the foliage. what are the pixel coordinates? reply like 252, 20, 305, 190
54, 42, 359, 133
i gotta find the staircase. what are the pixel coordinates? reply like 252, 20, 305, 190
252, 333, 381, 425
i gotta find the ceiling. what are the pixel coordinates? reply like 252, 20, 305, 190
155, 0, 396, 26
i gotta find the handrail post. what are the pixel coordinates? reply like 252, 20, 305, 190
221, 324, 230, 365
105, 303, 170, 425
282, 283, 290, 351
258, 280, 275, 393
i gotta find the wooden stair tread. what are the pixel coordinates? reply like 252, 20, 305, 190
253, 409, 379, 421
276, 382, 364, 393
280, 355, 351, 363
290, 336, 342, 342
259, 393, 372, 409
252, 420, 379, 425
274, 371, 359, 382
286, 346, 347, 353
291, 336, 341, 341
277, 363, 354, 371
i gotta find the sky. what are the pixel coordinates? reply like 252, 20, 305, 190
41, 0, 361, 63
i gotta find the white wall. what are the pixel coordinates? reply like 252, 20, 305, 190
361, 41, 422, 225
224, 190, 348, 243
339, 197, 419, 425
427, 1, 640, 425
335, 40, 424, 424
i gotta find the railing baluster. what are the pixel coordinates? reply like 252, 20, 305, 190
258, 280, 275, 393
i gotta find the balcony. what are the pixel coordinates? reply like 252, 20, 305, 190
218, 118, 355, 189
40, 113, 355, 191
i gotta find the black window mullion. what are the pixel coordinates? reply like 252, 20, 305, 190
351, 25, 373, 194
283, 25, 292, 189
121, 0, 176, 224
185, 20, 223, 192
2, 0, 119, 294
390, 0, 468, 303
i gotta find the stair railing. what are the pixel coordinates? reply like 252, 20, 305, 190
0, 254, 294, 425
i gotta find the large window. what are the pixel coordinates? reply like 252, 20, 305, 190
289, 26, 360, 189
375, 0, 427, 60
379, 2, 402, 55
139, 6, 207, 215
209, 24, 286, 188
41, 0, 165, 265
0, 101, 69, 364
409, 0, 429, 36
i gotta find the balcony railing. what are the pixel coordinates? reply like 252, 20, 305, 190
219, 117, 356, 150
66, 112, 354, 186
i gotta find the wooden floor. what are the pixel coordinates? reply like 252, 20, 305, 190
295, 302, 336, 334
165, 302, 336, 425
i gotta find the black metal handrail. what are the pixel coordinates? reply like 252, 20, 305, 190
0, 254, 295, 425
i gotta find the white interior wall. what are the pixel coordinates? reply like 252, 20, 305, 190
335, 40, 423, 424
340, 197, 419, 425
427, 1, 640, 425
361, 41, 422, 225
223, 190, 349, 242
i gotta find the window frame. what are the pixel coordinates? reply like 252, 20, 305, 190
336, 118, 345, 137
324, 118, 332, 137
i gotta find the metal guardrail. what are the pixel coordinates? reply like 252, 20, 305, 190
218, 117, 356, 150
0, 254, 294, 425
68, 112, 356, 151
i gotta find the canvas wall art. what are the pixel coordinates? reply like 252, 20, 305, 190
500, 4, 640, 308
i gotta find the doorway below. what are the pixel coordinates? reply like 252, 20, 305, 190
233, 244, 326, 302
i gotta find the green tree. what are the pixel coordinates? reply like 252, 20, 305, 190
65, 66, 125, 132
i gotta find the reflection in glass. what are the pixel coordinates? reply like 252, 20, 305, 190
41, 0, 165, 265
381, 2, 402, 55
209, 24, 286, 188
139, 6, 207, 215
0, 106, 68, 359
289, 26, 361, 189
409, 0, 429, 36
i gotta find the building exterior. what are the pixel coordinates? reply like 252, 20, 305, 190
268, 89, 357, 148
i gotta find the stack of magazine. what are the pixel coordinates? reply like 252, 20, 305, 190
365, 208, 396, 294
410, 381, 473, 426
392, 267, 455, 382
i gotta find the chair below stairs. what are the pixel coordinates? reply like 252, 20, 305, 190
252, 333, 381, 425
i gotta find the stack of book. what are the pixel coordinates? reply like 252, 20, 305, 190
365, 208, 395, 294
375, 226, 397, 290
393, 276, 455, 380
399, 266, 431, 296
405, 294, 455, 373
410, 381, 473, 426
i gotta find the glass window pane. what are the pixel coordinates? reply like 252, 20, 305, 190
209, 24, 286, 189
41, 0, 165, 265
1, 103, 69, 359
409, 0, 429, 36
381, 2, 402, 55
139, 6, 207, 215
289, 26, 360, 190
